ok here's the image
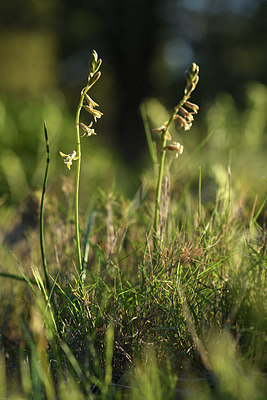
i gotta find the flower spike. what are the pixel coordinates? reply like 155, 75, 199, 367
152, 62, 199, 237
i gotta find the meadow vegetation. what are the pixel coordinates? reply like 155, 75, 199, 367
0, 51, 266, 399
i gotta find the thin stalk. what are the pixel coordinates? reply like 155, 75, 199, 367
65, 51, 102, 286
74, 85, 93, 285
153, 63, 199, 244
153, 96, 188, 241
154, 136, 167, 237
198, 166, 202, 226
40, 123, 57, 313
82, 212, 95, 274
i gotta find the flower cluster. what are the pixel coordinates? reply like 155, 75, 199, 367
173, 100, 199, 131
59, 50, 103, 169
152, 62, 199, 158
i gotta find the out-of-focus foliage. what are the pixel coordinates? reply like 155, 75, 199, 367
0, 32, 57, 94
205, 82, 267, 195
145, 81, 267, 204
1, 80, 266, 206
0, 94, 137, 207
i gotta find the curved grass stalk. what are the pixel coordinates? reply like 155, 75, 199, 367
40, 123, 58, 313
40, 122, 51, 293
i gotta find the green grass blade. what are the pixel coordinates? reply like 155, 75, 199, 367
103, 325, 114, 394
198, 166, 202, 226
40, 122, 51, 294
0, 271, 37, 285
250, 196, 266, 228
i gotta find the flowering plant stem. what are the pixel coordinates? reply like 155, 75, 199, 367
153, 63, 199, 248
75, 86, 90, 286
71, 50, 102, 287
154, 98, 186, 239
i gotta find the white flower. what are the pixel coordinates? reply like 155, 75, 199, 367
83, 105, 103, 122
78, 122, 97, 137
59, 150, 79, 170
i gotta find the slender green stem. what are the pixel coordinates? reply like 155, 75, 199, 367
152, 60, 200, 245
73, 51, 102, 286
153, 96, 188, 241
153, 137, 167, 236
74, 86, 91, 285
198, 166, 202, 226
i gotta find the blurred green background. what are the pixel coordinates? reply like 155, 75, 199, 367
0, 0, 267, 207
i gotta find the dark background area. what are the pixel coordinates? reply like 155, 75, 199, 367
1, 0, 267, 160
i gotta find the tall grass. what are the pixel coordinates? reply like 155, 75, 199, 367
0, 51, 266, 399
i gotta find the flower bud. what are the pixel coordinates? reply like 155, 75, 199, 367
190, 62, 199, 76
89, 50, 98, 74
89, 50, 102, 77
91, 49, 98, 63
184, 63, 199, 95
